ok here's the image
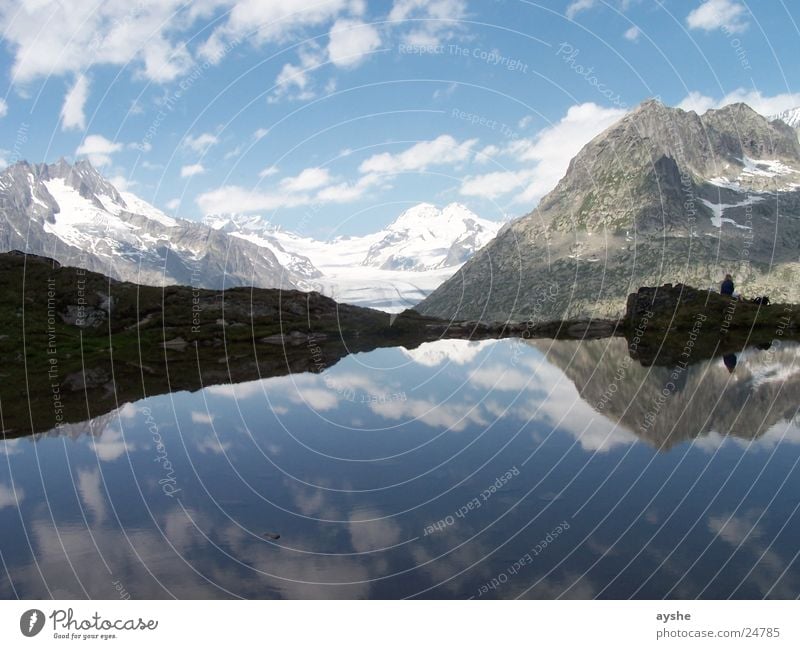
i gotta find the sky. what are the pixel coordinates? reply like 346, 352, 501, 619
0, 0, 799, 237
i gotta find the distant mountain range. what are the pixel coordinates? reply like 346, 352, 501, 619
0, 159, 499, 310
419, 100, 800, 323
204, 203, 501, 310
0, 159, 296, 290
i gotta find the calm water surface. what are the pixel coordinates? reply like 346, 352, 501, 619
1, 337, 799, 599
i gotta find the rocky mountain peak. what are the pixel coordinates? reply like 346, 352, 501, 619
418, 99, 800, 325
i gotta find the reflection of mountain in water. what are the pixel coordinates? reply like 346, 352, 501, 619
533, 338, 800, 449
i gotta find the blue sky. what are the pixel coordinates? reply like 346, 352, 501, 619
1, 0, 799, 237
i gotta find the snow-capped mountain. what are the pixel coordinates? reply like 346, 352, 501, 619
0, 159, 501, 311
205, 202, 499, 273
771, 106, 800, 130
203, 203, 502, 310
361, 203, 501, 271
0, 159, 297, 290
202, 213, 323, 290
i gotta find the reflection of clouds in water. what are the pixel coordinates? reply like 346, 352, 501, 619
348, 508, 402, 553
401, 339, 497, 366
0, 482, 24, 509
288, 387, 340, 411
0, 438, 25, 455
194, 436, 232, 455
77, 468, 107, 523
471, 352, 638, 452
708, 509, 800, 598
692, 419, 800, 452
90, 425, 134, 462
468, 364, 534, 391
3, 511, 222, 598
205, 380, 265, 400
190, 411, 214, 425
370, 397, 488, 432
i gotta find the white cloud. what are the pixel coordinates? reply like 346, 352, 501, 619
60, 74, 90, 130
624, 25, 641, 42
677, 91, 717, 114
258, 165, 279, 178
475, 144, 501, 163
253, 127, 270, 141
359, 134, 477, 174
316, 172, 382, 203
1, 0, 196, 83
166, 198, 181, 210
0, 98, 7, 118
183, 132, 218, 153
566, 0, 596, 19
678, 89, 800, 117
197, 185, 315, 214
197, 168, 380, 214
460, 169, 536, 199
76, 134, 123, 167
687, 0, 749, 33
181, 163, 206, 178
201, 0, 349, 64
462, 103, 626, 205
108, 175, 136, 192
391, 0, 467, 48
328, 19, 382, 68
270, 44, 325, 102
280, 167, 332, 192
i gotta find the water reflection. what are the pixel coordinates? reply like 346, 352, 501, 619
1, 337, 799, 599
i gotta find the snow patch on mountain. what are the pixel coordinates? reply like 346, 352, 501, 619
771, 106, 800, 130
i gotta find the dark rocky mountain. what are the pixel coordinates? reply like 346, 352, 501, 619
0, 159, 297, 289
418, 100, 800, 323
532, 337, 800, 449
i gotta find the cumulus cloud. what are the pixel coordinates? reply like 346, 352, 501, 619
461, 102, 627, 205
200, 0, 349, 65
180, 163, 206, 178
624, 25, 641, 42
183, 132, 218, 153
687, 0, 749, 33
328, 19, 382, 68
359, 134, 477, 174
566, 0, 596, 19
258, 165, 279, 178
197, 185, 314, 214
315, 172, 383, 203
76, 134, 123, 167
280, 167, 332, 192
390, 0, 468, 48
460, 169, 536, 199
60, 74, 90, 130
678, 89, 800, 117
107, 175, 136, 192
270, 44, 326, 102
198, 162, 383, 214
1, 0, 196, 83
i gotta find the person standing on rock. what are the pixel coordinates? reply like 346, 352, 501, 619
720, 274, 735, 297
